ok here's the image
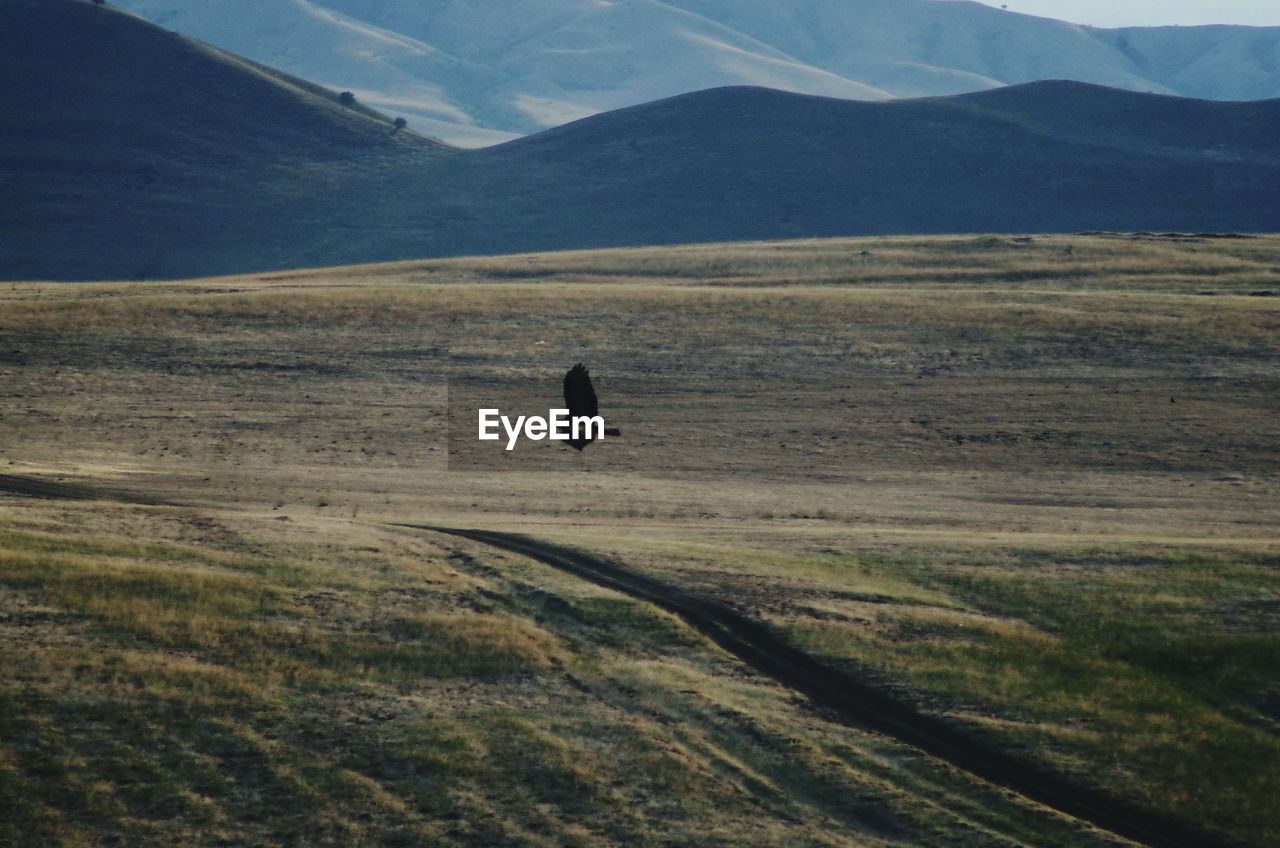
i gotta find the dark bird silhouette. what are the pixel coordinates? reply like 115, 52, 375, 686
563, 364, 621, 451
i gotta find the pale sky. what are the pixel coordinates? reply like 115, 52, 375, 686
972, 1, 1280, 28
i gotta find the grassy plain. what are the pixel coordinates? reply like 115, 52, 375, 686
1, 234, 1278, 846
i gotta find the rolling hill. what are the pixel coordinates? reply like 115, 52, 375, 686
110, 0, 1280, 145
3, 234, 1280, 848
5, 0, 1280, 281
0, 0, 449, 281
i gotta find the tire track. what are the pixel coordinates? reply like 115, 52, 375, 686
0, 473, 166, 505
408, 524, 1238, 848
0, 471, 1237, 848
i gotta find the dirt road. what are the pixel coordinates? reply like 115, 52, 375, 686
0, 472, 1237, 847
0, 473, 164, 504
415, 525, 1236, 848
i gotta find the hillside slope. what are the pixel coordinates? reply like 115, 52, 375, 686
111, 0, 1280, 145
2, 236, 1279, 847
0, 0, 448, 281
456, 83, 1280, 253
5, 1, 1280, 281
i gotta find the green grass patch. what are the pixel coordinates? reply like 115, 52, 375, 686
783, 546, 1280, 846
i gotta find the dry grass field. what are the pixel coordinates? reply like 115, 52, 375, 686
1, 234, 1278, 847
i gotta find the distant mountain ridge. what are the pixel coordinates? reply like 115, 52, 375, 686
5, 1, 1279, 281
111, 0, 1280, 146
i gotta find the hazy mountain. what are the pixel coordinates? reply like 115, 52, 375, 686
6, 0, 1279, 281
111, 0, 1280, 146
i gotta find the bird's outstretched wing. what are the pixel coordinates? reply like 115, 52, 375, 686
563, 363, 599, 419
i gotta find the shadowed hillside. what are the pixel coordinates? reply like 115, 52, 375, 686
463, 83, 1280, 251
3, 1, 1280, 281
0, 0, 448, 281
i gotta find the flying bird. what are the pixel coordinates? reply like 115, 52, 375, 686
563, 364, 621, 451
